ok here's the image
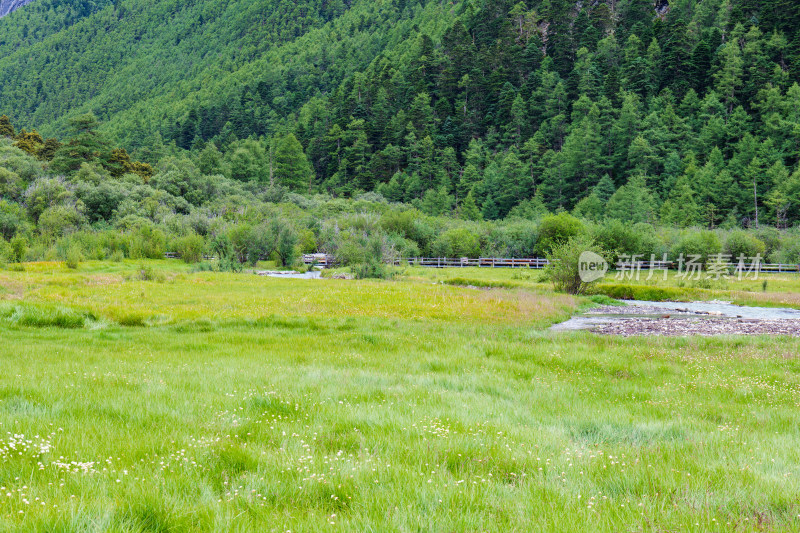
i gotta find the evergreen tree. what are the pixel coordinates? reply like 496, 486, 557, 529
606, 175, 657, 224
714, 29, 745, 113
660, 175, 702, 227
459, 191, 482, 221
51, 113, 111, 174
274, 133, 313, 192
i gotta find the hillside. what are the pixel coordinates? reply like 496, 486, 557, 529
2, 0, 800, 229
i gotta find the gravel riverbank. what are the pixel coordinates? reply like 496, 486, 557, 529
552, 301, 800, 337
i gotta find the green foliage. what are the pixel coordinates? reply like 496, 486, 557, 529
0, 0, 799, 231
725, 231, 767, 259
592, 220, 657, 263
431, 228, 481, 258
64, 246, 82, 269
672, 231, 723, 265
175, 234, 205, 264
137, 265, 166, 282
9, 235, 26, 263
127, 225, 167, 260
274, 134, 313, 191
545, 235, 605, 295
536, 213, 584, 256
595, 284, 697, 302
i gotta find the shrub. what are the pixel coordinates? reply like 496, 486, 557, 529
297, 229, 317, 254
545, 235, 606, 295
65, 246, 82, 269
431, 228, 481, 258
175, 233, 205, 263
0, 200, 25, 240
725, 231, 766, 260
352, 260, 396, 280
491, 221, 538, 258
536, 213, 584, 256
38, 205, 84, 237
671, 231, 722, 265
9, 235, 27, 263
138, 265, 166, 282
755, 227, 781, 260
127, 225, 166, 259
592, 220, 657, 263
0, 238, 10, 264
380, 209, 435, 252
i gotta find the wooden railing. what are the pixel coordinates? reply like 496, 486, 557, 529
156, 252, 800, 274
397, 257, 551, 268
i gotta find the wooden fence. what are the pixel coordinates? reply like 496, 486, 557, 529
158, 252, 800, 274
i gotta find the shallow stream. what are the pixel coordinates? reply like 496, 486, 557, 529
551, 300, 800, 332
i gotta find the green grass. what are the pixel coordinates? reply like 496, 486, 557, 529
0, 262, 799, 531
408, 266, 800, 309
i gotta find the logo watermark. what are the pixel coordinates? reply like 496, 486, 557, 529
578, 251, 609, 283
578, 252, 765, 283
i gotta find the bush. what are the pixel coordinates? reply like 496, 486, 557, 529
491, 221, 538, 258
38, 205, 84, 237
592, 220, 657, 263
380, 209, 435, 252
137, 265, 166, 282
431, 227, 481, 258
127, 225, 166, 259
297, 229, 317, 254
0, 200, 25, 240
9, 235, 26, 263
0, 238, 11, 264
671, 231, 722, 265
545, 235, 605, 295
65, 246, 82, 269
352, 260, 396, 280
175, 233, 205, 263
536, 213, 584, 256
755, 227, 781, 260
725, 231, 766, 260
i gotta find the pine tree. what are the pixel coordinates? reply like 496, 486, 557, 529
50, 113, 111, 174
457, 164, 482, 200
621, 34, 648, 96
606, 175, 657, 224
660, 175, 702, 227
714, 28, 744, 114
459, 191, 482, 221
274, 133, 313, 192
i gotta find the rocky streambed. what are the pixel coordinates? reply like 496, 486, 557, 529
551, 301, 800, 337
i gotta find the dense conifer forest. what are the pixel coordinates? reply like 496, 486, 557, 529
1, 0, 800, 270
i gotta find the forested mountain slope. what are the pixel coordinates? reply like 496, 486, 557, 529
0, 0, 455, 141
2, 0, 800, 228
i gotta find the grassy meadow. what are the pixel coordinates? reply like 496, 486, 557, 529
0, 261, 800, 531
